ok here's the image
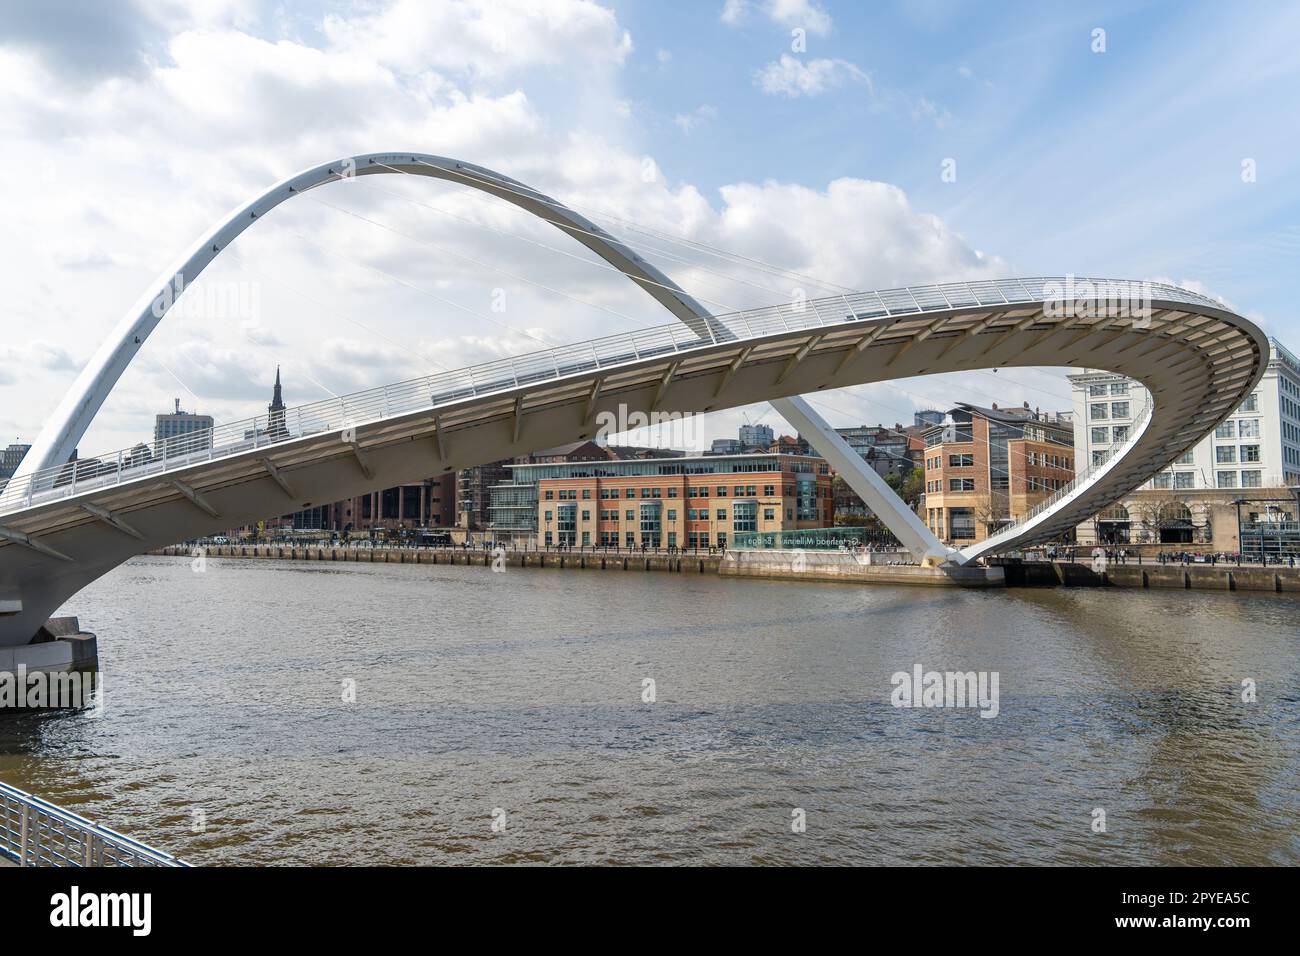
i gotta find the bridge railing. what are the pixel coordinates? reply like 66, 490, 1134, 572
0, 279, 1224, 518
0, 780, 187, 867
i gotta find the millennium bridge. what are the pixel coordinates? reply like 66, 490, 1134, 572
0, 152, 1270, 667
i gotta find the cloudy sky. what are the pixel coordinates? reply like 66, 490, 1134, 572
1, 0, 1297, 457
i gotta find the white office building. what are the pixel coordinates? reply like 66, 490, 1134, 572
1068, 336, 1300, 549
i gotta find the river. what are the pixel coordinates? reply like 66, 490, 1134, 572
2, 555, 1296, 865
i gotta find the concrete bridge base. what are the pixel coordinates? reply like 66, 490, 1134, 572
720, 550, 1005, 587
0, 616, 98, 679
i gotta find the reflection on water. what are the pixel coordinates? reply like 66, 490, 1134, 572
1, 556, 1296, 865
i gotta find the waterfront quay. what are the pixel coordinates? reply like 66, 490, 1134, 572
151, 542, 1300, 593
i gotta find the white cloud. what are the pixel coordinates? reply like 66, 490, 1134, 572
720, 0, 748, 26
322, 0, 632, 78
0, 0, 1010, 455
766, 0, 833, 35
673, 104, 717, 133
721, 0, 831, 34
754, 54, 870, 98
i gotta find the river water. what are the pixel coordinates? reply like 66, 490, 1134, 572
2, 555, 1296, 865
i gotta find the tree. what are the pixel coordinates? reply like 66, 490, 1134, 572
972, 490, 1007, 537
886, 467, 925, 509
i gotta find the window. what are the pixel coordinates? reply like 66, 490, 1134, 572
667, 510, 677, 521
1174, 472, 1194, 490
1091, 427, 1109, 444
1092, 450, 1108, 467
949, 478, 975, 491
763, 508, 775, 521
1176, 451, 1194, 465
1241, 444, 1261, 463
1215, 446, 1236, 463
716, 509, 727, 521
1240, 394, 1258, 412
1111, 402, 1130, 418
948, 454, 974, 467
581, 531, 590, 546
544, 490, 554, 500
763, 485, 775, 496
1240, 471, 1262, 488
609, 489, 620, 499
625, 510, 634, 521
581, 510, 590, 521
667, 487, 678, 498
1215, 421, 1235, 439
1089, 384, 1107, 397
732, 501, 757, 532
581, 489, 591, 499
1113, 426, 1129, 442
544, 510, 553, 521
1150, 472, 1172, 489
599, 489, 609, 499
949, 508, 976, 540
1110, 382, 1129, 396
1091, 404, 1109, 420
716, 486, 727, 497
1239, 419, 1260, 438
1216, 471, 1237, 488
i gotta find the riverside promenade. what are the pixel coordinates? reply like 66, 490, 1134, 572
149, 543, 1300, 593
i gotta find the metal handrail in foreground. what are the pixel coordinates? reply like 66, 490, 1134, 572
0, 278, 1224, 518
0, 780, 187, 867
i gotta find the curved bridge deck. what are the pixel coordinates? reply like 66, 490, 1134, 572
0, 278, 1270, 643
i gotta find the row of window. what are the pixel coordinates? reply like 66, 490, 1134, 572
561, 530, 718, 548
1215, 444, 1261, 463
1088, 382, 1130, 397
1089, 401, 1131, 420
545, 484, 809, 501
1215, 419, 1261, 439
925, 507, 978, 540
1025, 451, 1071, 469
553, 507, 794, 524
1091, 426, 1130, 445
1148, 470, 1265, 489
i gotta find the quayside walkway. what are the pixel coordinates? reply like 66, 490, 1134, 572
149, 544, 1300, 593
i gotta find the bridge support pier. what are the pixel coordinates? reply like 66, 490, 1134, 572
0, 617, 98, 709
769, 396, 963, 566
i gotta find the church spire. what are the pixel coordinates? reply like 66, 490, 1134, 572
270, 365, 284, 412
268, 366, 287, 439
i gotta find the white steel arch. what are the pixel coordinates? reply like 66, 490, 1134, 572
12, 153, 719, 485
